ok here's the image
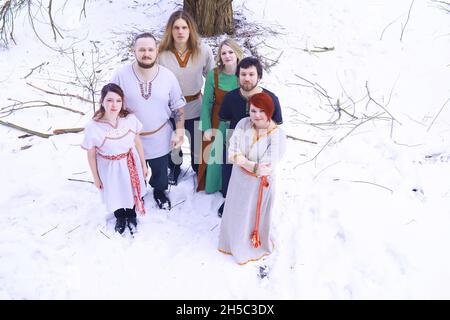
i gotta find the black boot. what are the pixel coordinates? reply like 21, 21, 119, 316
153, 189, 171, 210
168, 165, 181, 186
114, 209, 126, 234
126, 208, 137, 235
218, 202, 225, 218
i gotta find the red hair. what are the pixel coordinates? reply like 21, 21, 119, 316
248, 92, 274, 120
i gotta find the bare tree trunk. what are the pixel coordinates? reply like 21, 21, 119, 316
184, 0, 233, 36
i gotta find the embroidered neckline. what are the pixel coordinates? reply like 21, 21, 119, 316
95, 117, 120, 129
172, 48, 191, 68
132, 64, 159, 100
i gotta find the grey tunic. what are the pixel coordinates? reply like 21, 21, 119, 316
111, 64, 186, 159
81, 114, 147, 213
218, 118, 287, 265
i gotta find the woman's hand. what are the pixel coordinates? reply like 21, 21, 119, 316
142, 164, 149, 178
94, 176, 103, 190
257, 162, 272, 176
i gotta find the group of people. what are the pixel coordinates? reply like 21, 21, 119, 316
81, 10, 287, 265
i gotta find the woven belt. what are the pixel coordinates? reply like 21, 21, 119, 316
240, 166, 269, 249
97, 149, 145, 215
140, 121, 168, 136
185, 91, 201, 103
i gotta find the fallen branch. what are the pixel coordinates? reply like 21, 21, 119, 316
365, 81, 401, 125
171, 199, 186, 209
334, 178, 393, 194
23, 62, 48, 79
303, 46, 335, 53
41, 225, 58, 237
427, 97, 450, 132
2, 99, 85, 116
400, 0, 415, 42
99, 229, 110, 239
53, 127, 84, 135
68, 178, 93, 184
0, 119, 52, 138
312, 160, 341, 181
338, 112, 386, 143
66, 225, 81, 234
380, 15, 402, 40
294, 137, 332, 169
286, 134, 317, 144
27, 82, 91, 103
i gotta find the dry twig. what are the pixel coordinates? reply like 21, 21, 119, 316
427, 97, 450, 132
0, 119, 52, 138
294, 137, 332, 169
400, 0, 415, 42
41, 225, 58, 237
286, 135, 317, 144
27, 82, 91, 103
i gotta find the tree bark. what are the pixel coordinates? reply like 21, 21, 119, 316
184, 0, 233, 36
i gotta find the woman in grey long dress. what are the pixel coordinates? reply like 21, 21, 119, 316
218, 92, 287, 265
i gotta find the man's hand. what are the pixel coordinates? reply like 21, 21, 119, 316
171, 129, 185, 149
203, 130, 213, 141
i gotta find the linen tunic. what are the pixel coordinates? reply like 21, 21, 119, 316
218, 117, 286, 265
111, 64, 185, 159
158, 41, 214, 120
81, 114, 147, 213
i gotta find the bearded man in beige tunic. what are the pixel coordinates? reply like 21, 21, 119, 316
218, 92, 287, 265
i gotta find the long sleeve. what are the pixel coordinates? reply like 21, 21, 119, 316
227, 118, 247, 163
200, 69, 215, 131
259, 127, 287, 168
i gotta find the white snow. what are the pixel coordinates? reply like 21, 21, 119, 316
0, 0, 449, 299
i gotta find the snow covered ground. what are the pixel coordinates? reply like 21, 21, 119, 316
0, 0, 449, 299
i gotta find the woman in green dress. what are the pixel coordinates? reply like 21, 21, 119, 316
197, 39, 244, 198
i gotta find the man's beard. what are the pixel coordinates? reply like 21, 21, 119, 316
240, 81, 258, 92
137, 59, 156, 69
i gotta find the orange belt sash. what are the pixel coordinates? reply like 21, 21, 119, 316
240, 167, 269, 248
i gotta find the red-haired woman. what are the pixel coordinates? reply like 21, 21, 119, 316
218, 92, 286, 265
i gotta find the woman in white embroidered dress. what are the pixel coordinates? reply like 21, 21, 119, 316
218, 92, 287, 265
82, 83, 148, 235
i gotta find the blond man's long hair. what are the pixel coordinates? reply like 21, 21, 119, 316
215, 38, 244, 72
159, 10, 201, 59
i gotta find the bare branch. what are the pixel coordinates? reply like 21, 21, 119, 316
0, 119, 52, 138
27, 82, 91, 103
334, 178, 393, 194
41, 225, 58, 237
53, 127, 84, 135
286, 135, 317, 144
365, 81, 401, 124
400, 0, 415, 42
294, 137, 333, 169
68, 178, 93, 184
427, 97, 450, 132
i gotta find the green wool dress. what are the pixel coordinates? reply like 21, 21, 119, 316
199, 69, 239, 193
